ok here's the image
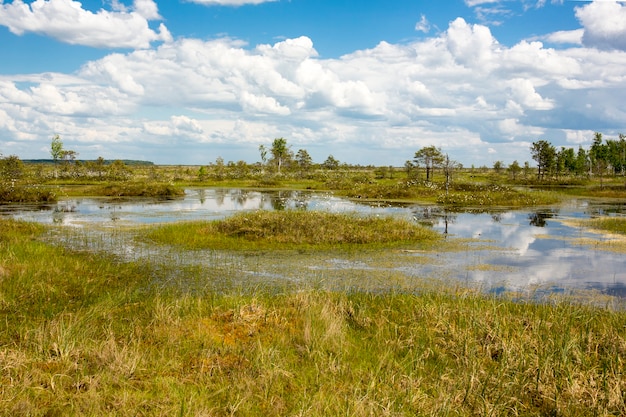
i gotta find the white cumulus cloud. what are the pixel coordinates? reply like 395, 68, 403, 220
576, 0, 626, 50
414, 14, 430, 33
2, 16, 626, 165
240, 91, 291, 115
542, 29, 584, 45
445, 17, 497, 68
0, 0, 171, 48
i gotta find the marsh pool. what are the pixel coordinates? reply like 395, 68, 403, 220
2, 188, 625, 298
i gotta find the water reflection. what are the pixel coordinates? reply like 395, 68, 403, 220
1, 188, 625, 298
406, 204, 626, 297
528, 209, 557, 227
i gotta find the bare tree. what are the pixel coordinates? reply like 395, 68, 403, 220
442, 154, 461, 195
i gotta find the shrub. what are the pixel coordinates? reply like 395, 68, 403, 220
96, 182, 184, 198
0, 183, 56, 203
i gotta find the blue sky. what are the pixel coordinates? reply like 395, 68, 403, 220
1, 0, 625, 167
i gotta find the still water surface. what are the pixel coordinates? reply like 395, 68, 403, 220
2, 188, 625, 297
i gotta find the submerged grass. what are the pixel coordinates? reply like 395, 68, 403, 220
143, 210, 441, 251
567, 216, 626, 253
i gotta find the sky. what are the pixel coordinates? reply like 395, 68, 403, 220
0, 0, 626, 167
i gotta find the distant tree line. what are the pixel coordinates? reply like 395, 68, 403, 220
257, 138, 344, 175
3, 133, 626, 186
406, 132, 626, 185
530, 133, 626, 181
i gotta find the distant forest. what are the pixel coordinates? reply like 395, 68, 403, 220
22, 159, 154, 166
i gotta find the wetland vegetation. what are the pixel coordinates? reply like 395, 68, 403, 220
143, 210, 440, 251
586, 216, 626, 236
2, 217, 626, 416
2, 136, 626, 415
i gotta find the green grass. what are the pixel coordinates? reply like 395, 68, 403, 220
554, 185, 626, 200
17, 162, 626, 207
30, 181, 185, 199
142, 210, 441, 251
585, 216, 626, 235
2, 217, 626, 415
93, 181, 185, 198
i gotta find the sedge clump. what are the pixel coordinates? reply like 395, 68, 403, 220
145, 210, 440, 250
